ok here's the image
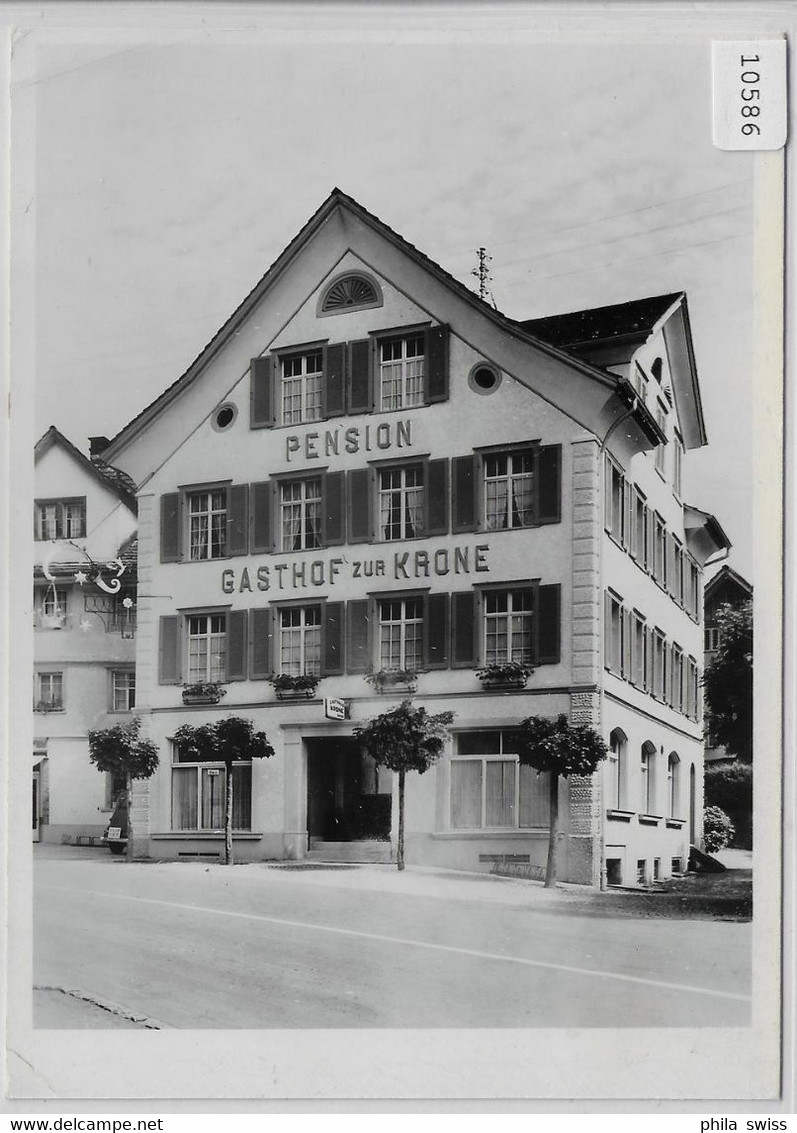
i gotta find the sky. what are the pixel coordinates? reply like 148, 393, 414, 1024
23, 27, 758, 577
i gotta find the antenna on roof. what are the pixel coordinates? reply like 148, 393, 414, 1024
471, 247, 498, 309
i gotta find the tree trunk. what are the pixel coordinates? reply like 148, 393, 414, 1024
397, 769, 405, 871
125, 771, 133, 863
544, 772, 560, 888
225, 762, 234, 866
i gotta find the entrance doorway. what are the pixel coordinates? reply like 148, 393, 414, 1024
32, 770, 40, 842
306, 737, 391, 845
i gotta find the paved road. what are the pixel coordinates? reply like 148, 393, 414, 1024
33, 849, 751, 1029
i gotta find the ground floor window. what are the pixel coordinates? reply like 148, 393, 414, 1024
35, 671, 63, 710
112, 668, 136, 711
172, 753, 252, 831
450, 730, 550, 830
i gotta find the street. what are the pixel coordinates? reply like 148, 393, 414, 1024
33, 846, 751, 1029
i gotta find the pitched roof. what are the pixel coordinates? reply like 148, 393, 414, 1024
519, 293, 683, 350
35, 426, 138, 512
705, 564, 753, 603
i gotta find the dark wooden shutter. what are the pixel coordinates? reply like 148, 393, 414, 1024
536, 583, 561, 665
158, 615, 181, 684
227, 610, 248, 681
249, 608, 272, 679
348, 339, 373, 414
347, 599, 371, 674
426, 324, 450, 403
425, 593, 449, 669
347, 468, 372, 543
425, 458, 449, 536
160, 493, 182, 562
323, 471, 345, 546
536, 445, 561, 525
250, 357, 276, 428
323, 601, 345, 675
451, 591, 477, 667
452, 454, 477, 533
324, 343, 345, 418
250, 481, 274, 554
227, 484, 249, 556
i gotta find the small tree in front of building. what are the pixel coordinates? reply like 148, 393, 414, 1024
703, 599, 753, 763
516, 714, 608, 889
172, 717, 274, 865
354, 699, 454, 871
88, 718, 159, 861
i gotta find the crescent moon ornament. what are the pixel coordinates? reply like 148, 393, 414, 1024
95, 575, 122, 595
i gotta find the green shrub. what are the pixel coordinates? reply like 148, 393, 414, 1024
704, 761, 752, 848
703, 805, 735, 854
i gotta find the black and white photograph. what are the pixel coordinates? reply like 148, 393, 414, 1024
2, 1, 790, 1108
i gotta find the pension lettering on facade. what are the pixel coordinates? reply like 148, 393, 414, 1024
286, 418, 413, 462
221, 543, 490, 593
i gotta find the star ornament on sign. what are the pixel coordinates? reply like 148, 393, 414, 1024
74, 570, 88, 585
79, 617, 93, 633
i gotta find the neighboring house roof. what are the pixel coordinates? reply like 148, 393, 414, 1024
682, 504, 732, 564
705, 564, 753, 610
520, 293, 684, 351
101, 188, 676, 464
35, 426, 138, 512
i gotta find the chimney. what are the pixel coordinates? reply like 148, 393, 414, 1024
89, 436, 111, 460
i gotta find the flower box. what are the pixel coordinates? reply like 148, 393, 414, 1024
181, 682, 227, 706
366, 670, 418, 694
275, 687, 316, 701
475, 663, 532, 690
270, 674, 319, 699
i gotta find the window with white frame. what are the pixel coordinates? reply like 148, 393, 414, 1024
605, 592, 624, 675
450, 731, 550, 830
705, 626, 721, 652
187, 614, 227, 683
171, 743, 252, 832
606, 728, 627, 810
281, 350, 323, 426
605, 459, 625, 543
673, 434, 683, 498
379, 336, 425, 411
640, 742, 657, 813
35, 497, 86, 541
188, 489, 227, 560
35, 671, 63, 710
378, 466, 424, 541
280, 478, 322, 551
631, 611, 647, 688
484, 450, 534, 530
671, 646, 684, 712
667, 753, 681, 818
653, 630, 667, 699
484, 589, 533, 666
278, 606, 322, 677
39, 587, 67, 620
631, 489, 648, 567
379, 597, 423, 671
112, 669, 136, 712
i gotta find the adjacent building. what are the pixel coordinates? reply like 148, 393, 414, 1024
98, 189, 729, 884
704, 564, 753, 766
33, 428, 138, 842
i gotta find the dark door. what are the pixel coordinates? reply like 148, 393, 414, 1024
306, 738, 391, 842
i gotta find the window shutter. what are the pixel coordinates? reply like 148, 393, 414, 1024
160, 493, 182, 563
249, 608, 272, 679
451, 591, 477, 667
250, 357, 276, 428
227, 484, 249, 556
347, 599, 371, 673
424, 593, 449, 669
536, 445, 561, 525
536, 584, 561, 665
452, 454, 477, 533
347, 468, 372, 543
348, 339, 373, 414
426, 324, 450, 403
621, 608, 632, 678
227, 610, 248, 681
250, 481, 275, 554
324, 343, 345, 418
425, 458, 449, 536
323, 601, 345, 676
323, 470, 345, 546
604, 591, 613, 671
158, 615, 181, 684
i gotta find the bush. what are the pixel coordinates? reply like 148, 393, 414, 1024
703, 805, 735, 854
704, 760, 752, 848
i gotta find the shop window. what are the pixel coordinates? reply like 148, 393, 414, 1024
35, 671, 63, 711
484, 589, 533, 666
278, 606, 322, 677
280, 350, 324, 426
35, 497, 86, 541
280, 477, 322, 551
450, 731, 550, 830
378, 465, 424, 541
111, 669, 136, 712
378, 597, 424, 671
172, 744, 252, 832
379, 334, 425, 411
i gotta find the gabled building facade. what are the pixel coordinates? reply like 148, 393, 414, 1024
101, 190, 729, 884
33, 428, 138, 841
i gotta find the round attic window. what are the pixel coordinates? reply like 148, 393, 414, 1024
212, 403, 237, 432
468, 363, 501, 395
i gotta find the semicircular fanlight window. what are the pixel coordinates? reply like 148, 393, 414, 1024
322, 274, 379, 312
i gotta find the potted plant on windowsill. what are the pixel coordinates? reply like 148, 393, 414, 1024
35, 700, 63, 713
475, 661, 533, 689
182, 681, 227, 706
366, 669, 419, 694
270, 673, 319, 700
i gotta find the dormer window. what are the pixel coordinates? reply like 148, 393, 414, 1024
319, 273, 383, 316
